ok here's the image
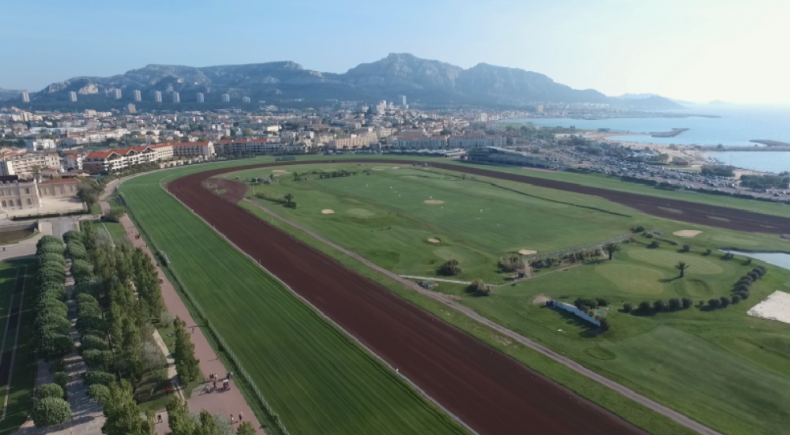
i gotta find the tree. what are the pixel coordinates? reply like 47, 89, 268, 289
173, 318, 200, 384
708, 298, 722, 309
140, 341, 166, 374
668, 298, 681, 311
119, 318, 142, 383
638, 301, 652, 312
653, 300, 668, 311
468, 279, 491, 296
438, 259, 462, 276
237, 422, 256, 435
681, 298, 694, 309
674, 261, 690, 278
720, 296, 731, 308
681, 244, 691, 252
87, 384, 110, 404
623, 303, 634, 313
166, 397, 196, 435
83, 349, 115, 372
84, 371, 115, 386
603, 243, 621, 260
101, 380, 154, 435
32, 397, 71, 427
283, 193, 294, 206
731, 294, 742, 304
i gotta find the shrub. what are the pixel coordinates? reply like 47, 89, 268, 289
722, 253, 734, 260
598, 318, 610, 332
638, 301, 652, 312
39, 333, 74, 361
704, 248, 712, 256
468, 279, 492, 296
708, 298, 722, 309
681, 244, 691, 252
668, 298, 681, 311
623, 303, 634, 313
48, 359, 66, 374
498, 256, 524, 272
647, 241, 660, 249
720, 296, 731, 308
653, 300, 668, 311
731, 294, 742, 304
52, 372, 69, 393
37, 299, 68, 318
738, 290, 751, 300
87, 384, 110, 404
631, 226, 645, 233
595, 298, 608, 307
34, 383, 64, 400
75, 315, 107, 335
438, 259, 462, 276
84, 371, 115, 386
32, 397, 71, 427
82, 350, 114, 372
574, 298, 598, 310
681, 298, 694, 309
80, 335, 108, 352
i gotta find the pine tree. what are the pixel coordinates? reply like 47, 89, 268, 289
101, 380, 154, 435
120, 318, 142, 383
173, 317, 200, 384
165, 397, 196, 435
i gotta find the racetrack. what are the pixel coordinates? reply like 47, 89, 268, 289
214, 159, 790, 234
170, 166, 649, 435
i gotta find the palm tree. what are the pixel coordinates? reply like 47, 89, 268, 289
675, 261, 690, 278
603, 243, 621, 260
284, 193, 294, 206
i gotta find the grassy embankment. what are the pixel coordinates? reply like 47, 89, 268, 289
227, 163, 790, 435
0, 261, 36, 435
120, 170, 467, 435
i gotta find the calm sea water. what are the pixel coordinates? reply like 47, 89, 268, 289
509, 106, 790, 173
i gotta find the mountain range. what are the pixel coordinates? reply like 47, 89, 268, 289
3, 53, 683, 110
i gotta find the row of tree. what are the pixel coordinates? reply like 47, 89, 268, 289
623, 298, 695, 313
32, 236, 73, 427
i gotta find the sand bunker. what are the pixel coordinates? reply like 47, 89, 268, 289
272, 170, 290, 176
372, 167, 387, 171
424, 200, 445, 205
427, 238, 441, 244
748, 291, 790, 325
321, 209, 336, 214
673, 230, 702, 238
518, 249, 538, 255
532, 294, 551, 305
391, 166, 400, 169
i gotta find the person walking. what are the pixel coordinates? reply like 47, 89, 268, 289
239, 412, 243, 422
230, 414, 235, 424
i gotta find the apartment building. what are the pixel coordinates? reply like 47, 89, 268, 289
395, 136, 449, 149
25, 139, 57, 151
0, 153, 61, 177
82, 142, 215, 174
61, 151, 85, 171
326, 133, 379, 150
448, 135, 505, 149
215, 138, 305, 155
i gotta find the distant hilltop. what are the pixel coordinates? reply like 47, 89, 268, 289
3, 53, 684, 110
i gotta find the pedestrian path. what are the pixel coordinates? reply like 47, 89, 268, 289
116, 214, 264, 434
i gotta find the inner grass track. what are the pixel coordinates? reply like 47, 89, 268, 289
120, 173, 469, 435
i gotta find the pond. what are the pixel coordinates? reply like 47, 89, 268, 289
723, 250, 790, 271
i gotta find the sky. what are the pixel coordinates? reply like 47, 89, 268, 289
1, 0, 789, 105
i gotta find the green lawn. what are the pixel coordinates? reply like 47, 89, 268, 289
120, 171, 466, 435
99, 221, 128, 246
224, 163, 790, 435
0, 261, 36, 435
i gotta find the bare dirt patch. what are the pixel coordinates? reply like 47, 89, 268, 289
518, 249, 538, 255
321, 209, 336, 215
532, 294, 551, 305
424, 200, 445, 205
748, 291, 790, 325
272, 170, 290, 176
427, 238, 441, 244
673, 230, 702, 238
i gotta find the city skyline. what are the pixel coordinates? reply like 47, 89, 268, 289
1, 0, 789, 105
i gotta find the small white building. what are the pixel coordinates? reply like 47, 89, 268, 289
25, 139, 57, 151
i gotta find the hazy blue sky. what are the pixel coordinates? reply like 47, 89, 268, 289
2, 0, 788, 104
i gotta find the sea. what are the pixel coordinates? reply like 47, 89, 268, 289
508, 106, 790, 173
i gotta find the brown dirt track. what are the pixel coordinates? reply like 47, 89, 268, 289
171, 164, 656, 435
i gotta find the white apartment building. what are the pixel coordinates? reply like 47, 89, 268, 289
327, 133, 379, 150
448, 135, 505, 149
154, 91, 162, 103
25, 139, 58, 151
69, 91, 78, 102
394, 135, 505, 150
221, 94, 230, 103
172, 92, 180, 103
133, 90, 142, 102
395, 136, 449, 149
21, 91, 30, 103
0, 153, 61, 177
171, 142, 214, 158
83, 142, 215, 174
61, 152, 84, 171
113, 89, 122, 99
197, 92, 204, 103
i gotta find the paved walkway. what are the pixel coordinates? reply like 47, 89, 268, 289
116, 215, 264, 434
399, 275, 471, 285
245, 199, 723, 435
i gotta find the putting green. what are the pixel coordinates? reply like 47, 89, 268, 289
682, 279, 714, 298
627, 249, 724, 275
595, 263, 666, 295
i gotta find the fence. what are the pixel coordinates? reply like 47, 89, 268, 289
123, 200, 292, 435
546, 300, 601, 327
525, 233, 633, 261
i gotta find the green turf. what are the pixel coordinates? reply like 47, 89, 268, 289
0, 261, 36, 435
224, 163, 790, 435
100, 221, 128, 246
120, 171, 466, 435
232, 164, 637, 282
